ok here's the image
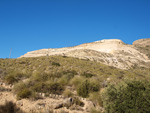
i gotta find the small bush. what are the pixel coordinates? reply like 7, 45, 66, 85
58, 71, 76, 85
13, 82, 27, 94
30, 81, 44, 92
77, 79, 100, 98
30, 91, 41, 100
4, 71, 29, 84
17, 88, 32, 100
89, 79, 100, 92
5, 75, 17, 84
81, 72, 95, 78
52, 62, 60, 66
70, 76, 85, 88
62, 70, 77, 76
63, 89, 73, 98
77, 80, 89, 98
57, 76, 68, 85
48, 82, 64, 94
32, 72, 48, 82
0, 101, 24, 113
13, 82, 32, 99
89, 92, 103, 106
40, 82, 64, 94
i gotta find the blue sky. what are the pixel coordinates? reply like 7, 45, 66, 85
0, 0, 150, 58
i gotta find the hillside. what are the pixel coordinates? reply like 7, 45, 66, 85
20, 39, 150, 69
0, 56, 150, 112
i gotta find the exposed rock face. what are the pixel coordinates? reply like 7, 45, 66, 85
20, 39, 150, 69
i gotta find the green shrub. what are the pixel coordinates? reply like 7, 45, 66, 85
58, 71, 76, 85
57, 76, 68, 85
32, 72, 48, 82
52, 62, 60, 66
89, 92, 103, 106
77, 80, 90, 98
47, 82, 63, 94
77, 79, 100, 98
102, 80, 150, 113
5, 75, 17, 84
89, 79, 100, 92
70, 76, 85, 88
81, 72, 95, 78
62, 70, 77, 76
4, 71, 29, 84
13, 82, 27, 93
63, 89, 73, 98
29, 91, 41, 100
13, 82, 32, 99
17, 88, 32, 100
30, 81, 44, 92
0, 101, 24, 113
36, 82, 64, 94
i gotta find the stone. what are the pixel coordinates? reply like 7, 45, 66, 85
59, 95, 62, 98
55, 95, 58, 99
42, 93, 45, 97
53, 103, 63, 109
63, 97, 73, 107
49, 94, 52, 97
85, 101, 95, 112
17, 101, 23, 107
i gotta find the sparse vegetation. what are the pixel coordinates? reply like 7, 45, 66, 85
0, 55, 150, 112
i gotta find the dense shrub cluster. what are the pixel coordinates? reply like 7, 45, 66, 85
101, 80, 150, 113
14, 80, 64, 99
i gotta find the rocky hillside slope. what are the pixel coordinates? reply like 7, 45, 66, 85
133, 38, 150, 59
20, 39, 150, 69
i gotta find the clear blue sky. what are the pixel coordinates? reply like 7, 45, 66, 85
0, 0, 150, 58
